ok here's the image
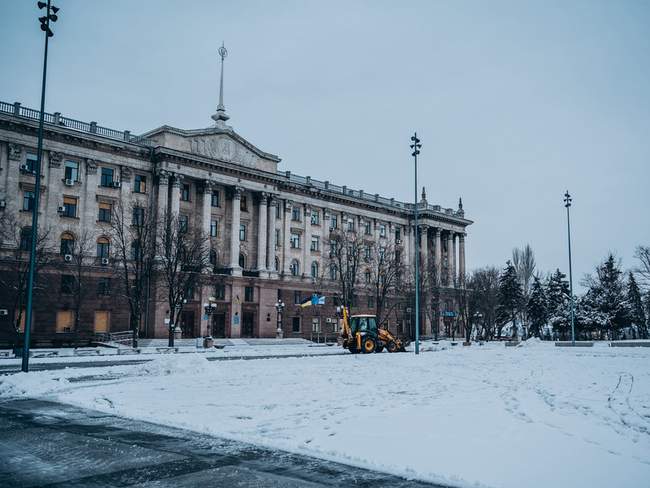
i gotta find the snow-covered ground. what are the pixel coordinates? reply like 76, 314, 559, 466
1, 340, 649, 488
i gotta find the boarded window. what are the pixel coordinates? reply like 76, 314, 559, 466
56, 310, 74, 333
94, 311, 110, 333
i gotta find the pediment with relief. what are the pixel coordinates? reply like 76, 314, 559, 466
189, 135, 260, 168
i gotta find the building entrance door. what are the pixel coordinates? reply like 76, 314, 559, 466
212, 313, 226, 338
180, 311, 196, 338
242, 312, 255, 338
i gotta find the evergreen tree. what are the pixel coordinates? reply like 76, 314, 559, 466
546, 269, 572, 340
581, 254, 630, 339
527, 275, 548, 338
497, 260, 523, 338
627, 272, 647, 339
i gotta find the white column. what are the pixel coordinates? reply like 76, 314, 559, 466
230, 186, 242, 275
459, 232, 466, 287
157, 171, 170, 221
452, 233, 458, 287
283, 200, 292, 275
447, 231, 454, 286
302, 204, 311, 278
267, 197, 277, 273
257, 192, 268, 272
434, 228, 442, 284
420, 225, 429, 272
202, 181, 212, 237
170, 174, 181, 216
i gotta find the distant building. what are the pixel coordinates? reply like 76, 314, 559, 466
0, 51, 472, 344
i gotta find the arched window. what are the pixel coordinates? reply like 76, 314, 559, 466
311, 261, 319, 279
239, 253, 246, 269
60, 232, 75, 255
274, 256, 280, 272
290, 259, 300, 277
19, 227, 31, 251
209, 249, 217, 266
329, 264, 338, 280
97, 237, 110, 258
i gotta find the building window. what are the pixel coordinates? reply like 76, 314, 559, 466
56, 310, 74, 333
292, 317, 300, 333
395, 228, 401, 242
379, 224, 387, 238
239, 224, 246, 241
364, 245, 371, 261
275, 229, 281, 248
347, 219, 355, 232
94, 311, 110, 333
100, 167, 114, 187
132, 206, 145, 226
329, 239, 338, 257
312, 317, 320, 332
131, 240, 142, 260
209, 249, 217, 265
179, 214, 188, 233
62, 196, 78, 218
290, 233, 300, 249
134, 174, 146, 193
210, 219, 218, 237
20, 227, 32, 251
290, 259, 300, 276
25, 152, 38, 173
181, 183, 190, 201
240, 195, 248, 212
276, 203, 281, 219
64, 160, 79, 181
294, 291, 302, 305
367, 295, 375, 308
244, 286, 254, 302
311, 261, 319, 278
365, 270, 371, 284
215, 283, 226, 300
310, 236, 320, 252
61, 274, 75, 294
274, 256, 280, 271
291, 206, 301, 222
22, 190, 35, 211
330, 215, 338, 230
60, 232, 75, 255
211, 191, 220, 207
364, 221, 371, 235
239, 253, 246, 269
329, 264, 338, 280
97, 237, 110, 258
97, 277, 111, 296
379, 247, 386, 259
98, 202, 112, 223
311, 210, 320, 225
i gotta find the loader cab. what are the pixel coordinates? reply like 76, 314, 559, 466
349, 315, 378, 336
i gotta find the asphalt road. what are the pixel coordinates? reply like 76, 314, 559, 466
0, 399, 446, 487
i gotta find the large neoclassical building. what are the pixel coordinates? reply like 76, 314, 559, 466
0, 57, 472, 342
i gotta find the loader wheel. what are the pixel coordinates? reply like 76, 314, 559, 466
387, 341, 398, 353
362, 336, 377, 354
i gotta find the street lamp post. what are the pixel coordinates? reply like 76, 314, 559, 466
22, 1, 60, 373
410, 133, 422, 355
564, 191, 576, 345
275, 300, 285, 339
203, 297, 217, 348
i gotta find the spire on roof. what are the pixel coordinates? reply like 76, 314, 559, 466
421, 186, 427, 203
211, 42, 230, 127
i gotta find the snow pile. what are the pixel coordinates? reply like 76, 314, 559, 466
2, 343, 650, 488
0, 370, 70, 399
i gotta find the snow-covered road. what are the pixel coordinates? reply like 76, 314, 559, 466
1, 340, 649, 488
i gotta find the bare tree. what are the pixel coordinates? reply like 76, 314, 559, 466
109, 200, 156, 347
157, 211, 210, 347
468, 266, 500, 340
327, 229, 364, 309
634, 245, 650, 289
61, 228, 95, 333
512, 244, 536, 327
0, 214, 53, 345
364, 240, 405, 327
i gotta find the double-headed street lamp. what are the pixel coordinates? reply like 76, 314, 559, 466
22, 1, 61, 373
564, 191, 576, 345
410, 133, 422, 355
275, 299, 285, 339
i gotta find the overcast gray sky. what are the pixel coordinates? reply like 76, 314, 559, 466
1, 0, 649, 285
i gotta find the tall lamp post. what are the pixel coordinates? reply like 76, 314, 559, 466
410, 133, 422, 355
22, 1, 60, 372
203, 297, 217, 348
564, 191, 576, 345
275, 299, 285, 339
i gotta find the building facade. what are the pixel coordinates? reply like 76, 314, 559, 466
0, 83, 472, 343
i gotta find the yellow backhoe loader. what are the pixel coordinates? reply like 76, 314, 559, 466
337, 306, 408, 353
